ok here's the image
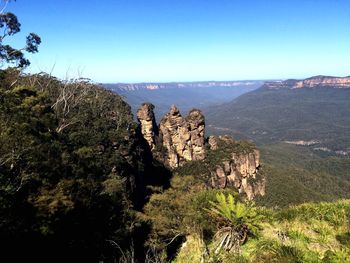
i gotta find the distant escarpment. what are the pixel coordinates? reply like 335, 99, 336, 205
264, 75, 350, 90
137, 103, 265, 200
106, 80, 264, 92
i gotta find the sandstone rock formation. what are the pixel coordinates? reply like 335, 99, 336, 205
136, 103, 158, 150
186, 109, 206, 161
208, 135, 218, 150
209, 136, 264, 200
136, 104, 265, 200
159, 105, 205, 168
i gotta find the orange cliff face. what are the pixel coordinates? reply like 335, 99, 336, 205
263, 76, 350, 90
294, 76, 350, 89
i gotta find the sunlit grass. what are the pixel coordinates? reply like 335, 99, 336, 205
175, 199, 350, 262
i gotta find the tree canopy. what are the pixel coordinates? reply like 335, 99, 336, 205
0, 0, 41, 67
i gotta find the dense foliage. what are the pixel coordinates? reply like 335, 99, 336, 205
206, 193, 263, 253
0, 69, 147, 262
143, 174, 236, 260
257, 143, 350, 207
144, 171, 350, 262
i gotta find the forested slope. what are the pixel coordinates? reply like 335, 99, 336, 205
0, 69, 156, 261
206, 87, 350, 152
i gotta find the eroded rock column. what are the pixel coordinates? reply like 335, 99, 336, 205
159, 106, 206, 168
137, 103, 158, 150
187, 109, 205, 161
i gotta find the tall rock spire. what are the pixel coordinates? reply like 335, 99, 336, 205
136, 103, 158, 150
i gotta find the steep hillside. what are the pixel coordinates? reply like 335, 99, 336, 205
206, 76, 350, 154
266, 75, 350, 89
257, 143, 350, 207
0, 69, 160, 262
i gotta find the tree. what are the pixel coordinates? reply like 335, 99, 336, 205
0, 0, 41, 68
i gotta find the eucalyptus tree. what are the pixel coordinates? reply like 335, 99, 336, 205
0, 0, 41, 68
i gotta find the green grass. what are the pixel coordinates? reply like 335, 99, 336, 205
175, 199, 350, 263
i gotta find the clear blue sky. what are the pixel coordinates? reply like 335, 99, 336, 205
6, 0, 350, 83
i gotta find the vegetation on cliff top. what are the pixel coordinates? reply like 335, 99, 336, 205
0, 69, 147, 261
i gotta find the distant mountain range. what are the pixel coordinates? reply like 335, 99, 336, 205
104, 80, 264, 120
200, 76, 350, 206
104, 80, 265, 92
205, 75, 350, 154
263, 75, 350, 90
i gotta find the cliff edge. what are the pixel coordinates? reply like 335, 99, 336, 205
264, 75, 350, 90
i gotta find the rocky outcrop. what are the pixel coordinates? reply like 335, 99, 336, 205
209, 136, 264, 200
186, 109, 206, 161
159, 105, 205, 168
232, 150, 260, 178
136, 103, 158, 150
136, 104, 265, 200
208, 135, 218, 150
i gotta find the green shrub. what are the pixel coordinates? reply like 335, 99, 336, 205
206, 193, 264, 253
